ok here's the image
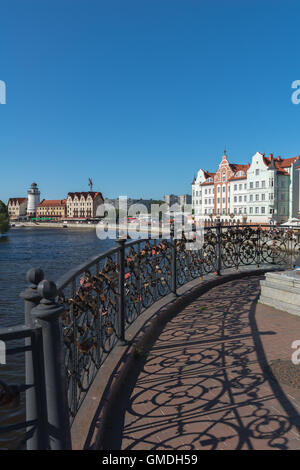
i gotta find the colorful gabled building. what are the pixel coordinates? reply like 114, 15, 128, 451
192, 151, 300, 224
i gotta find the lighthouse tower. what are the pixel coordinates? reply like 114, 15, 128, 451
27, 182, 40, 217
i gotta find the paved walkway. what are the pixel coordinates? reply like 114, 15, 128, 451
102, 276, 300, 450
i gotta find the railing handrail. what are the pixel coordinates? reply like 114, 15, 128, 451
0, 324, 37, 340
56, 245, 120, 291
55, 224, 300, 291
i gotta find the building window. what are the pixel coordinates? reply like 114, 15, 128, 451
261, 207, 265, 214
234, 184, 237, 191
255, 181, 259, 188
261, 194, 265, 201
256, 169, 259, 175
255, 194, 259, 201
239, 184, 242, 190
262, 181, 265, 188
250, 182, 253, 189
255, 207, 259, 214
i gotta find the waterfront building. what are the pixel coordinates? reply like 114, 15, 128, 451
179, 194, 192, 207
164, 194, 179, 206
27, 182, 40, 216
164, 194, 192, 208
66, 191, 104, 219
36, 199, 66, 219
104, 198, 155, 210
192, 151, 300, 224
7, 198, 27, 220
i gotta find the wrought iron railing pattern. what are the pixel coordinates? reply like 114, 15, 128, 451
1, 223, 300, 449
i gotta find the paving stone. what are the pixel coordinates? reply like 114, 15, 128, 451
102, 276, 300, 450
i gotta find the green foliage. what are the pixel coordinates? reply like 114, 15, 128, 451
0, 201, 9, 234
0, 200, 8, 215
151, 200, 165, 206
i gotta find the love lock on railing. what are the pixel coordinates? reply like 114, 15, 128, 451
0, 379, 20, 408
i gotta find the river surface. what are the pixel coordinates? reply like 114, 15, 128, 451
0, 227, 114, 449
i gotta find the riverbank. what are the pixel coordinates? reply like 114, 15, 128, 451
10, 221, 173, 236
11, 221, 95, 229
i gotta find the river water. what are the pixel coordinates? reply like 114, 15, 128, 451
0, 227, 114, 449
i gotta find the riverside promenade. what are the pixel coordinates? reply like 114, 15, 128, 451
102, 276, 300, 450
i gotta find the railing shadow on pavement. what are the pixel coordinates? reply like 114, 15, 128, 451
101, 276, 300, 450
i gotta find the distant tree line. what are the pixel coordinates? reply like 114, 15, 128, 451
0, 201, 9, 234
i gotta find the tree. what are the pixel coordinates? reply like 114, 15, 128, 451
0, 201, 9, 234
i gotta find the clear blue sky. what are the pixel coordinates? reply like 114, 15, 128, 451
1, 0, 300, 203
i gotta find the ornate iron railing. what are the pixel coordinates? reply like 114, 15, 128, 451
1, 223, 300, 449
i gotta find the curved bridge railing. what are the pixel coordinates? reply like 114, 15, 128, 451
1, 223, 300, 449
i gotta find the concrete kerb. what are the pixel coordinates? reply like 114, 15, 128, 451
70, 265, 284, 450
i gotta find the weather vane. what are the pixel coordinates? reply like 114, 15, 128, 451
88, 178, 93, 191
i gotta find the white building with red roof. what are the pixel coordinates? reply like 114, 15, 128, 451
192, 151, 300, 224
66, 191, 104, 219
7, 197, 28, 220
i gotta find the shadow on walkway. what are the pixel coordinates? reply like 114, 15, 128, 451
102, 276, 300, 450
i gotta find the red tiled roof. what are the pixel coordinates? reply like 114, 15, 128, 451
275, 156, 300, 168
229, 163, 250, 172
204, 171, 216, 179
37, 199, 66, 207
263, 154, 299, 175
200, 181, 214, 186
8, 198, 27, 205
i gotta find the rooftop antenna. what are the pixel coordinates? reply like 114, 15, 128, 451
88, 178, 93, 191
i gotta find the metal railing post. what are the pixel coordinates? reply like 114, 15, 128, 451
31, 279, 72, 450
216, 219, 222, 275
20, 267, 48, 450
171, 231, 177, 295
116, 239, 126, 343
